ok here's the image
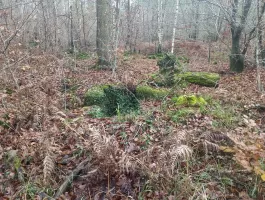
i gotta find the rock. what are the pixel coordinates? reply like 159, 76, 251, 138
175, 72, 220, 87
136, 85, 169, 100
84, 85, 109, 106
172, 95, 207, 107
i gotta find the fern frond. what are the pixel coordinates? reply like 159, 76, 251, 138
119, 152, 137, 173
43, 153, 54, 185
203, 140, 219, 154
169, 145, 192, 173
205, 132, 232, 143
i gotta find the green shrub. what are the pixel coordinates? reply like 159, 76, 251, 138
86, 105, 106, 118
148, 53, 165, 59
76, 52, 90, 60
84, 85, 109, 106
102, 86, 140, 116
136, 85, 169, 100
157, 54, 180, 74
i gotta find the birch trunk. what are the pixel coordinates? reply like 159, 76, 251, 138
157, 0, 163, 53
171, 0, 179, 54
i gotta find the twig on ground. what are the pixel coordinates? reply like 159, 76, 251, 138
54, 157, 91, 198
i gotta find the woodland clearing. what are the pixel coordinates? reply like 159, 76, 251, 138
0, 41, 265, 200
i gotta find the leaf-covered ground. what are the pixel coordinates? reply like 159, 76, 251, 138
0, 41, 265, 199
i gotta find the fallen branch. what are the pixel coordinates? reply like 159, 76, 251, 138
54, 157, 91, 198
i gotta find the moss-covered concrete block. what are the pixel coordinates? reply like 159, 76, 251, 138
175, 72, 220, 87
136, 85, 169, 100
84, 84, 169, 107
172, 95, 207, 107
84, 85, 109, 106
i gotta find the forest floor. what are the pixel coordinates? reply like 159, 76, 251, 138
0, 41, 265, 200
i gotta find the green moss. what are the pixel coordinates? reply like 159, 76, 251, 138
176, 72, 220, 87
173, 95, 207, 107
86, 105, 106, 118
171, 107, 196, 123
84, 85, 109, 106
136, 85, 169, 100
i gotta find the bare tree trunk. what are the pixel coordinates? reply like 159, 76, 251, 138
171, 0, 179, 54
157, 0, 163, 53
230, 0, 252, 72
96, 0, 112, 67
256, 0, 263, 92
40, 1, 48, 51
69, 5, 74, 52
125, 0, 131, 51
112, 0, 120, 75
81, 0, 87, 47
52, 0, 58, 51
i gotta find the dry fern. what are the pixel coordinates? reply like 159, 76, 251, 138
203, 140, 220, 154
43, 152, 54, 185
119, 152, 137, 173
169, 144, 192, 173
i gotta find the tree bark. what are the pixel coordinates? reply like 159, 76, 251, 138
96, 0, 112, 67
171, 0, 179, 54
229, 0, 252, 73
157, 0, 163, 53
230, 32, 244, 72
125, 0, 131, 51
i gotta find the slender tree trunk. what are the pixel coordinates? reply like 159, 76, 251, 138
81, 0, 87, 47
96, 0, 112, 67
40, 1, 48, 51
52, 0, 58, 51
69, 5, 74, 51
126, 0, 131, 51
256, 0, 263, 92
171, 0, 179, 54
113, 0, 120, 75
157, 0, 163, 53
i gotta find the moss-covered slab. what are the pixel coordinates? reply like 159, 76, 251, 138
84, 85, 109, 106
136, 85, 169, 100
175, 72, 220, 87
84, 85, 169, 107
172, 95, 207, 107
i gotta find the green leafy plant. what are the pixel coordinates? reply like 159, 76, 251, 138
76, 52, 90, 60
102, 86, 139, 116
170, 108, 196, 123
87, 105, 106, 118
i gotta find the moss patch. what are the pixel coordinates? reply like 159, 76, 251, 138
172, 95, 207, 107
84, 85, 109, 106
170, 107, 196, 123
176, 72, 220, 87
136, 85, 169, 100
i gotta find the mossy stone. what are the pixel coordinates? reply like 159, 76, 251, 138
176, 72, 220, 87
173, 95, 207, 107
136, 85, 169, 100
84, 85, 109, 106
